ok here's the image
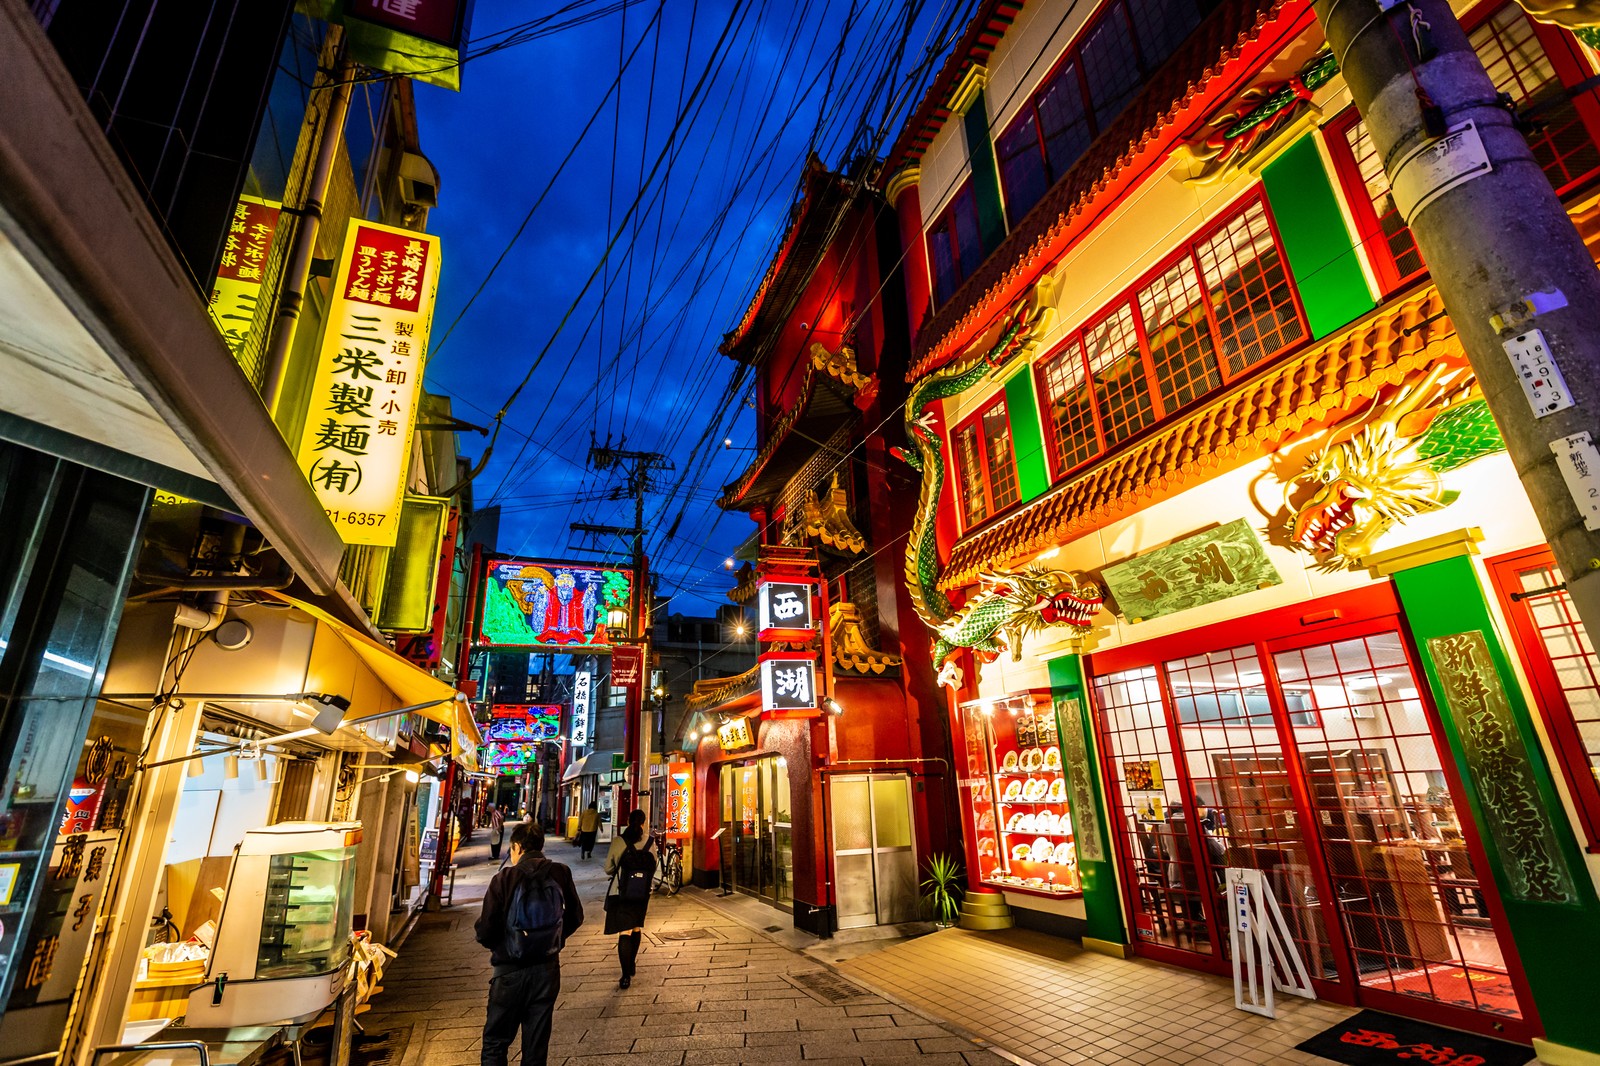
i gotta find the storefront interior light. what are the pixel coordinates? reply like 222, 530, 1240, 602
187, 756, 205, 778
821, 696, 844, 717
224, 754, 239, 780
404, 769, 421, 785
979, 700, 993, 716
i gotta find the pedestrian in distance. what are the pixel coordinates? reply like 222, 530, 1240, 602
603, 809, 656, 989
576, 802, 600, 859
473, 821, 583, 1066
486, 802, 505, 862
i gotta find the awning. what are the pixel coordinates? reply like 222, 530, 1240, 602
561, 752, 619, 782
270, 592, 482, 768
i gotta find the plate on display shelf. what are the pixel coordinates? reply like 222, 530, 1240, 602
1016, 813, 1037, 832
1010, 843, 1031, 861
1019, 747, 1042, 771
1025, 778, 1049, 801
1002, 779, 1023, 801
1052, 841, 1074, 864
1044, 746, 1062, 771
978, 838, 996, 857
1001, 750, 1020, 772
978, 812, 994, 830
1030, 836, 1053, 861
1047, 779, 1067, 802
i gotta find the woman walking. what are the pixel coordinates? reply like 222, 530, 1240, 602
576, 803, 600, 860
603, 810, 656, 988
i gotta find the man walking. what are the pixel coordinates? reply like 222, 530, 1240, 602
474, 822, 583, 1065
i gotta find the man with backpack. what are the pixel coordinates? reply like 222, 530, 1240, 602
474, 821, 583, 1066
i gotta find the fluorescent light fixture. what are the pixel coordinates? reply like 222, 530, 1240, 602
404, 770, 421, 785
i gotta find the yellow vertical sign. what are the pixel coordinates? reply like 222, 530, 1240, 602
295, 219, 442, 547
208, 195, 282, 360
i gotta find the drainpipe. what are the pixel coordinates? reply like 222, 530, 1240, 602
261, 29, 352, 415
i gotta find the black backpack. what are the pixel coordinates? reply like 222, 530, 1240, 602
503, 869, 565, 962
617, 845, 656, 901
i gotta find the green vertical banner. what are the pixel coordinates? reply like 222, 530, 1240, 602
1260, 135, 1375, 339
963, 89, 1008, 258
1391, 554, 1600, 1056
1004, 368, 1051, 503
1047, 654, 1125, 947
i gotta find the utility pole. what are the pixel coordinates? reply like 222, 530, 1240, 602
1317, 0, 1600, 646
572, 445, 673, 814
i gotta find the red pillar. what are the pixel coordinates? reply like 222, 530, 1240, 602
887, 168, 931, 348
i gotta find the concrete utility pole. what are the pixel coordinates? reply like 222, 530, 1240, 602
1316, 0, 1600, 644
572, 445, 673, 813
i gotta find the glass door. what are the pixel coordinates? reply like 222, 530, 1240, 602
1094, 607, 1531, 1036
830, 774, 919, 928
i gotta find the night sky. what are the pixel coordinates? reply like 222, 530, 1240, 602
413, 0, 958, 614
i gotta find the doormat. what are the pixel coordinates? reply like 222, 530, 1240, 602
1296, 1010, 1532, 1066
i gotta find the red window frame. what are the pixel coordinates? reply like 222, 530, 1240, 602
1325, 107, 1427, 296
928, 180, 982, 306
1486, 545, 1600, 852
951, 393, 1021, 529
994, 0, 1206, 227
1033, 189, 1308, 481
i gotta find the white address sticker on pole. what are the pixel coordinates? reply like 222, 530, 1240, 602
1504, 329, 1575, 417
1391, 120, 1492, 225
1550, 432, 1600, 531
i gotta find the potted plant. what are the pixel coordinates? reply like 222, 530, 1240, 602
921, 853, 965, 927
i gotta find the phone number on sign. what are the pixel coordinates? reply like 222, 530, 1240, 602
325, 510, 388, 528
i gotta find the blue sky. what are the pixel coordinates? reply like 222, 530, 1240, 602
412, 0, 961, 614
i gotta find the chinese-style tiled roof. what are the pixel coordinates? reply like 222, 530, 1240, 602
802, 472, 867, 554
718, 341, 868, 510
728, 562, 758, 604
880, 0, 1028, 179
685, 665, 760, 715
939, 284, 1459, 589
907, 0, 1304, 382
830, 601, 902, 675
721, 160, 857, 365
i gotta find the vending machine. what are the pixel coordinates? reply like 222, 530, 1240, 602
185, 822, 361, 1027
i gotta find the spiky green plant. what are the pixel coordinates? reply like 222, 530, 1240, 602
920, 853, 965, 926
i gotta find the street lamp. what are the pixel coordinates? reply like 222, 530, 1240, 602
606, 603, 629, 634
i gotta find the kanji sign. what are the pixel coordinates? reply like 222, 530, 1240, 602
758, 581, 814, 632
477, 558, 631, 649
611, 645, 645, 687
1099, 518, 1281, 622
295, 220, 440, 546
716, 717, 754, 753
760, 657, 818, 713
664, 762, 692, 839
208, 196, 281, 361
348, 0, 462, 43
570, 669, 593, 747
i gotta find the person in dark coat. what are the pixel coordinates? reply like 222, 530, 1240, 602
602, 810, 655, 988
474, 822, 584, 1066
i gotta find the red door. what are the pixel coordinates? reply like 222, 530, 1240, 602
1090, 587, 1536, 1040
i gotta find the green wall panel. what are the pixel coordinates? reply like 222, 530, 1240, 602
963, 90, 1007, 258
1391, 554, 1600, 1054
1004, 369, 1051, 503
1260, 135, 1374, 339
1047, 655, 1125, 944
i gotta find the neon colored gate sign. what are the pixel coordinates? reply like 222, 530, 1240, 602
483, 706, 561, 742
478, 558, 631, 649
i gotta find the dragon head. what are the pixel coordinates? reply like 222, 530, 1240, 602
989, 565, 1104, 661
1288, 422, 1454, 565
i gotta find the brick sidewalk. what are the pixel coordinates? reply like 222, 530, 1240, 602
362, 839, 1010, 1065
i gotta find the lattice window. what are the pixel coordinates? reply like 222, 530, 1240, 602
954, 422, 987, 528
928, 182, 983, 305
1038, 338, 1100, 474
1471, 5, 1600, 192
1080, 3, 1143, 131
1340, 116, 1425, 288
1125, 0, 1202, 73
997, 109, 1050, 228
1139, 257, 1219, 413
1037, 59, 1095, 185
1086, 304, 1156, 448
1195, 200, 1303, 376
982, 399, 1020, 510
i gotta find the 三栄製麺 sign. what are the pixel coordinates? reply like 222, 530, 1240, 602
295, 220, 441, 546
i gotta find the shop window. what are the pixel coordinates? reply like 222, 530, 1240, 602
1033, 192, 1306, 482
1326, 110, 1426, 295
1487, 547, 1600, 850
1470, 5, 1600, 193
928, 181, 983, 306
993, 0, 1205, 227
952, 394, 1021, 527
1194, 199, 1303, 376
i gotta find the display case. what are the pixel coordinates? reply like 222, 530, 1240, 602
962, 696, 1081, 897
185, 821, 361, 1027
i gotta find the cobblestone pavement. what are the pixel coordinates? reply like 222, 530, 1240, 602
363, 839, 1011, 1066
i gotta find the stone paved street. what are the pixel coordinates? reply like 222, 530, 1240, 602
361, 839, 1010, 1066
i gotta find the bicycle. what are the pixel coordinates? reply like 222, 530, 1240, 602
652, 833, 684, 896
